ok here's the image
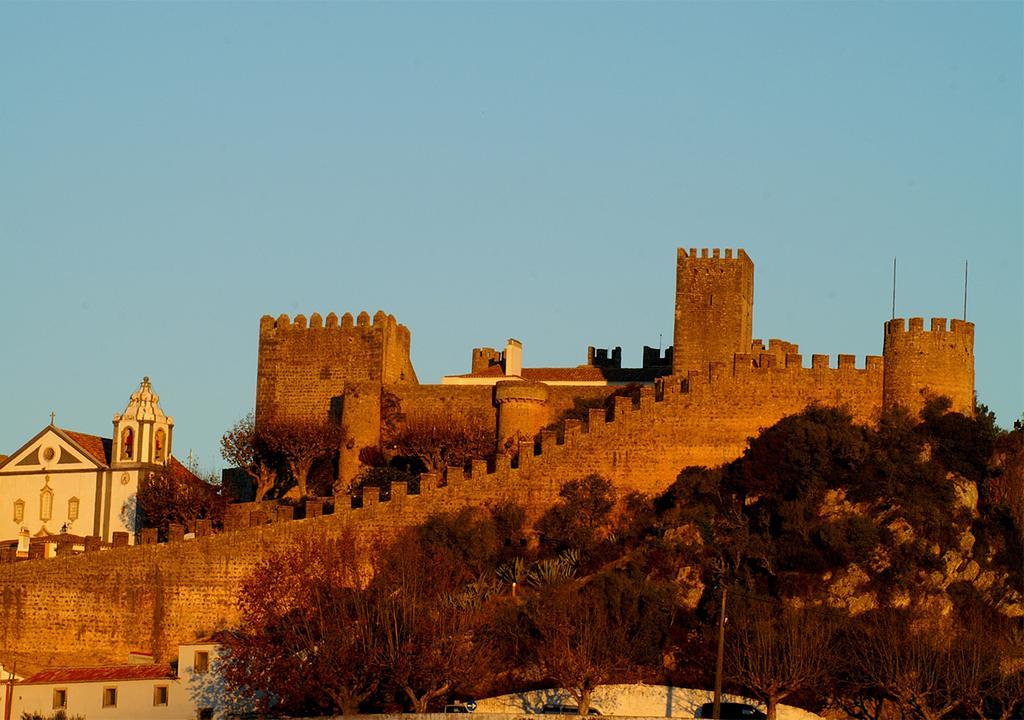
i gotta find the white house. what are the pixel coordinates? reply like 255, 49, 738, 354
0, 641, 241, 720
0, 377, 185, 545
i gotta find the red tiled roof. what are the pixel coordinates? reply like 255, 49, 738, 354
167, 456, 201, 483
522, 367, 608, 382
453, 365, 609, 382
61, 430, 112, 466
20, 664, 175, 685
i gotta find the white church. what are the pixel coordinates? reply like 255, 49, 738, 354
0, 377, 186, 546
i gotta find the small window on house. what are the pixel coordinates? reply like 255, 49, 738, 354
198, 709, 214, 720
193, 650, 209, 674
121, 427, 134, 461
53, 688, 67, 709
102, 687, 117, 708
13, 499, 24, 523
40, 487, 53, 522
67, 497, 80, 521
153, 685, 168, 706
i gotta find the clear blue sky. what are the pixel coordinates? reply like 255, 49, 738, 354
1, 2, 1021, 473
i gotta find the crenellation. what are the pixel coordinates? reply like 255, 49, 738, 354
326, 312, 338, 329
931, 317, 947, 332
587, 407, 606, 432
471, 459, 488, 481
785, 353, 802, 368
909, 317, 925, 332
341, 312, 354, 330
613, 394, 633, 420
540, 430, 557, 454
357, 311, 370, 328
563, 418, 582, 445
812, 354, 829, 369
838, 354, 856, 370
310, 312, 323, 329
391, 481, 408, 500
294, 314, 307, 330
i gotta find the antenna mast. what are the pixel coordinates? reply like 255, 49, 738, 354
963, 260, 969, 320
891, 257, 897, 320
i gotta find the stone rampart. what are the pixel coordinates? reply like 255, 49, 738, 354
0, 352, 886, 672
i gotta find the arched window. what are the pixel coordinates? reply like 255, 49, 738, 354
40, 487, 53, 522
67, 497, 80, 522
154, 429, 165, 462
121, 427, 134, 461
13, 499, 24, 523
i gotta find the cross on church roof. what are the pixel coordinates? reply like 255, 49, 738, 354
49, 411, 55, 426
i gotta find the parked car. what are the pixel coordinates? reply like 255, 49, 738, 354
696, 702, 767, 719
541, 703, 602, 715
444, 700, 477, 713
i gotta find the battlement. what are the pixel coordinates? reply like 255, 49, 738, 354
587, 346, 622, 369
259, 310, 410, 339
884, 317, 975, 342
730, 352, 884, 373
678, 247, 751, 262
642, 345, 673, 369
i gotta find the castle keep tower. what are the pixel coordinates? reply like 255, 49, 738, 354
673, 248, 754, 377
882, 317, 975, 416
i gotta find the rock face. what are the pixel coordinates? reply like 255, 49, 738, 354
810, 472, 1023, 619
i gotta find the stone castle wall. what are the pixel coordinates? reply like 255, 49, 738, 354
0, 350, 893, 672
0, 249, 976, 672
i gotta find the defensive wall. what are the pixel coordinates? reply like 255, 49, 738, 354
0, 249, 976, 672
0, 345, 911, 672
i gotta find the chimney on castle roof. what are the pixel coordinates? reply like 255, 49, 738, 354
504, 339, 523, 377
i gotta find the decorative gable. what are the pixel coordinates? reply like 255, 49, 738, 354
0, 427, 107, 475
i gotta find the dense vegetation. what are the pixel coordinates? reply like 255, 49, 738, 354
220, 402, 1024, 719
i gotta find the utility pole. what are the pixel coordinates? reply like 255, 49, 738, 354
963, 260, 969, 320
713, 587, 727, 720
3, 663, 16, 720
891, 257, 897, 320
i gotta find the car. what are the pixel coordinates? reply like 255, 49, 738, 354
443, 701, 476, 713
541, 703, 602, 715
696, 702, 767, 719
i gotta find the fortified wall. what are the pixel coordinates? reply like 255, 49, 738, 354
256, 247, 975, 485
0, 247, 976, 671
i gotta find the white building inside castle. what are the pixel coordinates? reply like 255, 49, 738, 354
0, 377, 183, 545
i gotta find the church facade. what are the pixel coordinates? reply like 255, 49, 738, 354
0, 378, 180, 546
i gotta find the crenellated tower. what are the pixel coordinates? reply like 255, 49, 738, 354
673, 248, 754, 377
882, 317, 975, 416
255, 310, 418, 487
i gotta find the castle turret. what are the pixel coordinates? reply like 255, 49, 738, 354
495, 380, 550, 450
882, 317, 975, 416
673, 248, 754, 377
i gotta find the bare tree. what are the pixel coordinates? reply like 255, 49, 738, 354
220, 412, 277, 502
221, 532, 378, 716
727, 600, 835, 720
841, 610, 989, 720
370, 534, 490, 712
390, 413, 494, 475
523, 575, 669, 716
260, 416, 344, 498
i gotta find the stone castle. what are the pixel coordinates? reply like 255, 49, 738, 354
257, 247, 975, 492
0, 247, 976, 673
